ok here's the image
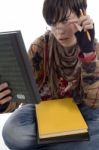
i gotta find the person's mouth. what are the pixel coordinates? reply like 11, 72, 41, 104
59, 37, 70, 42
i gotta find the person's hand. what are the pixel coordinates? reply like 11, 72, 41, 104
74, 14, 95, 53
0, 82, 12, 105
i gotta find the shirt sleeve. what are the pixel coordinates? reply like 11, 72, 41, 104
80, 42, 99, 107
28, 36, 45, 89
0, 102, 20, 114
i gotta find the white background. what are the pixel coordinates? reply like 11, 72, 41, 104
0, 0, 98, 50
0, 0, 98, 149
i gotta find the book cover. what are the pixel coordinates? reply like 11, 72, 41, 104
35, 98, 89, 144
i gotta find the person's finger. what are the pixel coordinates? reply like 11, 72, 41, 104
0, 96, 12, 105
0, 82, 8, 91
0, 89, 11, 99
84, 24, 93, 31
73, 23, 83, 33
79, 15, 92, 26
82, 19, 94, 31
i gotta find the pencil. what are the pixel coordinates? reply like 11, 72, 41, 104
80, 9, 91, 41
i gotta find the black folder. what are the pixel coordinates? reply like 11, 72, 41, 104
38, 132, 89, 144
0, 30, 41, 104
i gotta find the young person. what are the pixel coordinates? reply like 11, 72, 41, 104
1, 0, 99, 149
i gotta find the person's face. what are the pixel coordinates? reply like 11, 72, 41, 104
51, 11, 79, 48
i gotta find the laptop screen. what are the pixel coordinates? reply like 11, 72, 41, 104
0, 30, 41, 104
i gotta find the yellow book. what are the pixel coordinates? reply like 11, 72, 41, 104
35, 98, 89, 144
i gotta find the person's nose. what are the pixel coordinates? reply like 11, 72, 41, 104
55, 23, 66, 35
57, 22, 65, 27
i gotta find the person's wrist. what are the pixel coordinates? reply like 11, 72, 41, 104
75, 27, 95, 53
83, 52, 94, 56
79, 51, 96, 63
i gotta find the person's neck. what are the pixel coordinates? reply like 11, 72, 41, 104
63, 43, 77, 52
64, 36, 77, 51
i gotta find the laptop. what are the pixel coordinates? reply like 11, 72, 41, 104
0, 30, 41, 104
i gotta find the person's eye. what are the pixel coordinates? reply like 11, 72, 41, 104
51, 23, 56, 28
63, 18, 69, 23
60, 16, 69, 23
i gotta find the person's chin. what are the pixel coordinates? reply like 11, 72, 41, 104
59, 41, 73, 48
58, 38, 77, 48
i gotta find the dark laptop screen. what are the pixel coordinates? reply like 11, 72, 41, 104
0, 31, 41, 104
